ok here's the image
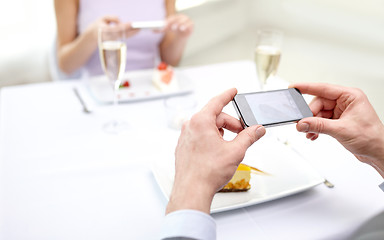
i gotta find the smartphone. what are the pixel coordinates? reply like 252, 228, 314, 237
232, 88, 313, 128
131, 21, 165, 29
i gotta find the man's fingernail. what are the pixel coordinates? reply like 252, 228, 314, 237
255, 126, 266, 138
171, 24, 178, 31
298, 123, 309, 132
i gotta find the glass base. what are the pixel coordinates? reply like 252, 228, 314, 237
102, 119, 129, 134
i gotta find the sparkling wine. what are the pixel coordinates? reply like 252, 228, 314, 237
99, 41, 127, 86
254, 45, 281, 85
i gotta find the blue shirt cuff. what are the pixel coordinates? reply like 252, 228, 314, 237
379, 182, 384, 192
160, 209, 216, 240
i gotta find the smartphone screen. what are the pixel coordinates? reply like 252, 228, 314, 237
233, 88, 313, 127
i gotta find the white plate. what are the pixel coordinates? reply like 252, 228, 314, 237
86, 69, 194, 103
152, 138, 324, 213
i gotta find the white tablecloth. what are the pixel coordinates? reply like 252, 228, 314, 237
0, 61, 383, 239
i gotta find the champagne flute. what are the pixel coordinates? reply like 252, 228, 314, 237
254, 30, 283, 89
98, 25, 128, 133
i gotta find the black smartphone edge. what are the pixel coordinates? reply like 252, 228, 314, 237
232, 99, 249, 128
232, 88, 312, 128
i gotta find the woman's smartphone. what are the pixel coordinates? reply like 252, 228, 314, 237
232, 88, 313, 128
131, 21, 165, 29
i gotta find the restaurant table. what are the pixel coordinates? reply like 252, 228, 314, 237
0, 61, 383, 240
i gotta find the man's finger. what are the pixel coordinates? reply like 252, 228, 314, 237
216, 112, 243, 134
232, 125, 265, 153
290, 83, 344, 101
306, 132, 319, 141
309, 97, 336, 116
201, 88, 237, 117
296, 117, 341, 136
315, 110, 333, 119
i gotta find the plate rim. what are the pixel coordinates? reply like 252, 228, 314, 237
151, 143, 325, 214
86, 68, 194, 104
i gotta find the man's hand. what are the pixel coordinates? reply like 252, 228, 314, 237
292, 83, 384, 176
166, 88, 266, 214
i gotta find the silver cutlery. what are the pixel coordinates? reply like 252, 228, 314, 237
73, 87, 91, 114
281, 139, 335, 189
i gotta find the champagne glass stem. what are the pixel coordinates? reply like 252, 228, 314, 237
112, 80, 120, 126
113, 80, 120, 107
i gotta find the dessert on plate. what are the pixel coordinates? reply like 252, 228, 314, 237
119, 80, 130, 88
152, 62, 178, 92
219, 164, 251, 192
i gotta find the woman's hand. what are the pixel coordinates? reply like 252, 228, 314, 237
159, 14, 194, 66
162, 14, 194, 38
122, 22, 140, 38
86, 16, 121, 41
87, 17, 140, 41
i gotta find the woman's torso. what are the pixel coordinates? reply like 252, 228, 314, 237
77, 0, 166, 76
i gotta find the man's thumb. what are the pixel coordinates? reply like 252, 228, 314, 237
233, 125, 266, 151
297, 117, 339, 136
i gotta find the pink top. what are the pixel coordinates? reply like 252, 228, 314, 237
77, 0, 166, 76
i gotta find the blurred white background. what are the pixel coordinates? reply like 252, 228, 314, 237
0, 0, 56, 86
1, 0, 383, 119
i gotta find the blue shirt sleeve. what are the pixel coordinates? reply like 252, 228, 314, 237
160, 209, 216, 240
379, 182, 384, 192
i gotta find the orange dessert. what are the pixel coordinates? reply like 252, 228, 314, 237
219, 164, 251, 192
